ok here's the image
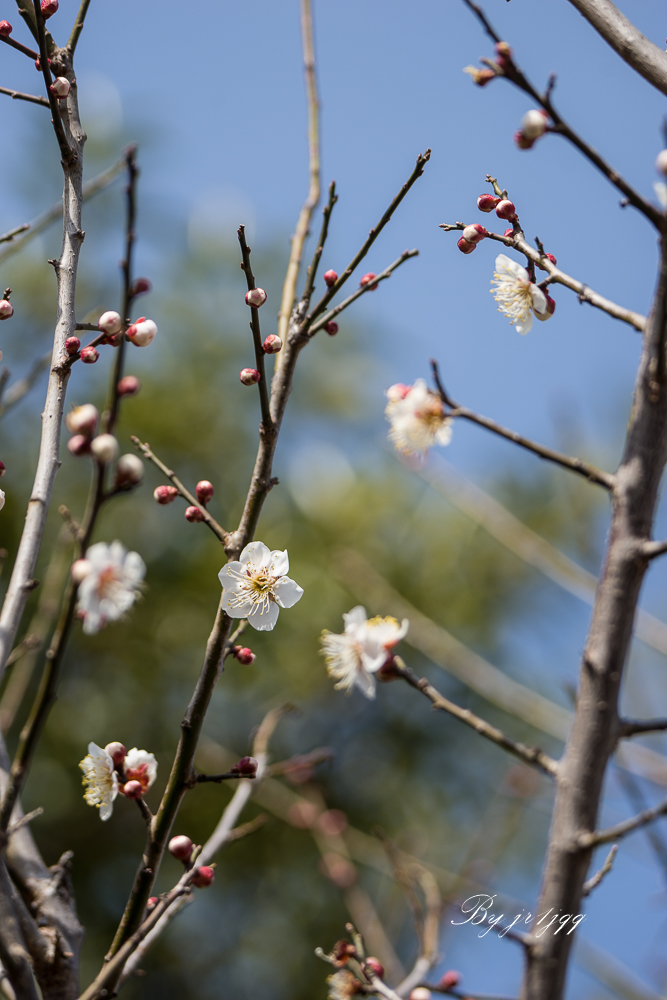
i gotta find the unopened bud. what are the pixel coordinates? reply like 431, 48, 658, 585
323, 269, 338, 287
80, 346, 99, 364
104, 742, 126, 765
71, 559, 92, 584
437, 971, 461, 990
656, 150, 667, 178
154, 485, 178, 505
0, 21, 12, 36
66, 404, 98, 436
65, 336, 80, 355
534, 292, 556, 321
496, 199, 517, 220
50, 77, 70, 98
386, 383, 411, 403
409, 990, 431, 1000
494, 40, 512, 69
122, 779, 143, 799
332, 940, 356, 965
98, 310, 122, 336
363, 958, 384, 980
0, 300, 13, 320
239, 368, 260, 385
196, 480, 214, 504
325, 321, 338, 335
546, 253, 557, 265
464, 66, 495, 86
127, 317, 157, 347
129, 277, 151, 297
185, 505, 205, 522
232, 646, 256, 665
503, 228, 514, 238
262, 334, 282, 354
514, 130, 535, 150
0, 461, 5, 476
34, 56, 51, 71
477, 193, 500, 212
40, 0, 58, 19
117, 375, 141, 396
168, 835, 194, 861
115, 454, 144, 487
191, 865, 215, 888
147, 897, 158, 909
67, 434, 91, 457
461, 224, 487, 244
457, 237, 476, 254
245, 288, 267, 308
231, 756, 258, 776
90, 434, 119, 464
521, 109, 548, 139
360, 272, 378, 290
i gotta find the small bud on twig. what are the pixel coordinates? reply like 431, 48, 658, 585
146, 897, 158, 910
230, 756, 259, 776
66, 404, 98, 436
0, 21, 12, 36
0, 461, 5, 477
71, 559, 92, 584
245, 288, 267, 308
409, 990, 431, 1000
363, 958, 384, 979
457, 237, 476, 254
195, 480, 214, 505
0, 300, 14, 321
50, 77, 70, 99
262, 334, 282, 354
67, 435, 91, 457
80, 346, 99, 364
40, 0, 59, 19
461, 224, 487, 244
129, 277, 151, 297
437, 971, 461, 990
117, 375, 141, 396
122, 780, 143, 799
127, 317, 157, 347
496, 199, 517, 221
657, 150, 667, 178
98, 311, 122, 336
325, 321, 338, 335
65, 336, 80, 355
114, 454, 144, 488
184, 505, 205, 522
323, 269, 338, 287
359, 272, 378, 290
477, 193, 500, 212
232, 646, 256, 664
168, 835, 194, 862
239, 368, 261, 385
104, 742, 127, 765
191, 865, 215, 888
521, 109, 548, 139
154, 485, 178, 505
90, 434, 119, 464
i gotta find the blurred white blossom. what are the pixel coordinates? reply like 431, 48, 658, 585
219, 541, 303, 631
76, 541, 145, 635
385, 379, 452, 457
491, 253, 548, 334
124, 748, 157, 792
320, 605, 409, 699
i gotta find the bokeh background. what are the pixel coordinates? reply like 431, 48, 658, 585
1, 1, 667, 998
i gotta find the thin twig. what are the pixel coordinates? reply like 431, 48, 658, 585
0, 85, 48, 107
194, 771, 250, 784
0, 34, 38, 59
0, 353, 50, 420
68, 0, 93, 54
32, 0, 74, 165
642, 538, 667, 559
0, 224, 30, 244
582, 844, 617, 896
6, 808, 42, 839
301, 181, 337, 309
431, 360, 614, 489
579, 794, 667, 848
237, 226, 272, 428
620, 718, 667, 737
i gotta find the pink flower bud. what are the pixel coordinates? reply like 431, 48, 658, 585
477, 193, 501, 213
50, 77, 70, 99
0, 21, 12, 36
67, 434, 91, 457
34, 56, 51, 71
363, 958, 384, 980
80, 346, 99, 364
40, 0, 58, 19
239, 368, 260, 385
437, 971, 461, 990
503, 228, 514, 238
185, 505, 205, 522
104, 742, 127, 765
386, 383, 411, 403
546, 253, 557, 265
514, 130, 535, 150
0, 300, 13, 320
464, 66, 496, 86
129, 277, 151, 297
494, 40, 512, 69
457, 237, 476, 254
66, 404, 98, 436
0, 461, 5, 476
147, 897, 158, 909
360, 272, 378, 290
65, 336, 80, 355
323, 269, 338, 287
196, 480, 214, 504
127, 317, 157, 347
656, 150, 667, 178
496, 200, 517, 221
98, 310, 122, 336
191, 865, 215, 888
117, 375, 141, 396
521, 109, 548, 139
245, 288, 267, 308
115, 453, 144, 487
154, 485, 178, 505
325, 321, 338, 335
232, 646, 256, 665
90, 433, 119, 464
262, 334, 282, 354
231, 756, 258, 776
409, 990, 431, 1000
122, 779, 143, 799
461, 224, 487, 244
168, 835, 194, 861
71, 558, 92, 584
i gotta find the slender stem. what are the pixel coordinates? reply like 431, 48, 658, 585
32, 0, 75, 165
394, 660, 558, 776
301, 181, 337, 309
0, 859, 40, 1000
131, 437, 229, 544
237, 226, 272, 428
620, 717, 667, 737
642, 538, 667, 559
580, 795, 667, 848
194, 771, 249, 783
13, 0, 39, 42
0, 85, 49, 107
582, 844, 617, 896
0, 223, 30, 244
0, 353, 50, 420
68, 0, 92, 54
0, 33, 39, 59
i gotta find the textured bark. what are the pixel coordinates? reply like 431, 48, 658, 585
522, 235, 667, 998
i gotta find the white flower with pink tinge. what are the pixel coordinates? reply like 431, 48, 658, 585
320, 605, 409, 699
385, 379, 452, 457
491, 253, 548, 335
123, 748, 157, 792
219, 541, 303, 631
79, 743, 118, 821
76, 540, 145, 635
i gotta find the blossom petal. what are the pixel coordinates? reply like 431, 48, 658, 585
219, 561, 243, 588
343, 606, 367, 629
269, 549, 290, 576
239, 541, 271, 570
529, 284, 547, 315
273, 577, 304, 609
220, 591, 254, 618
515, 313, 533, 335
495, 253, 529, 282
354, 669, 377, 699
247, 600, 280, 631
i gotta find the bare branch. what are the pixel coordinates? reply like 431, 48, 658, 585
0, 860, 40, 1000
0, 85, 48, 107
32, 0, 75, 166
0, 353, 50, 420
582, 844, 617, 896
580, 795, 667, 848
0, 33, 38, 59
238, 226, 273, 428
0, 224, 30, 245
301, 181, 337, 309
67, 0, 93, 54
620, 718, 667, 738
642, 538, 667, 559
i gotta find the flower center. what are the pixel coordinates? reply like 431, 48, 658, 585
96, 565, 119, 599
228, 564, 277, 615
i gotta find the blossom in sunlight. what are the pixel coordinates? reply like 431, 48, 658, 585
491, 253, 548, 335
122, 748, 157, 794
76, 540, 145, 635
219, 541, 304, 632
79, 743, 119, 821
320, 605, 409, 700
385, 378, 452, 456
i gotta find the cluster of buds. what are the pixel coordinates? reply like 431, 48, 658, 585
514, 109, 550, 150
457, 223, 488, 254
232, 645, 255, 665
458, 192, 518, 254
463, 41, 513, 86
230, 755, 259, 777
66, 404, 98, 456
167, 835, 215, 888
183, 480, 213, 524
245, 288, 267, 308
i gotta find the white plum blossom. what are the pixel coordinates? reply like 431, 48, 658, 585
0, 490, 4, 511
76, 541, 145, 635
385, 378, 452, 457
320, 605, 409, 699
491, 253, 548, 335
79, 743, 119, 821
219, 541, 303, 631
123, 748, 157, 793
